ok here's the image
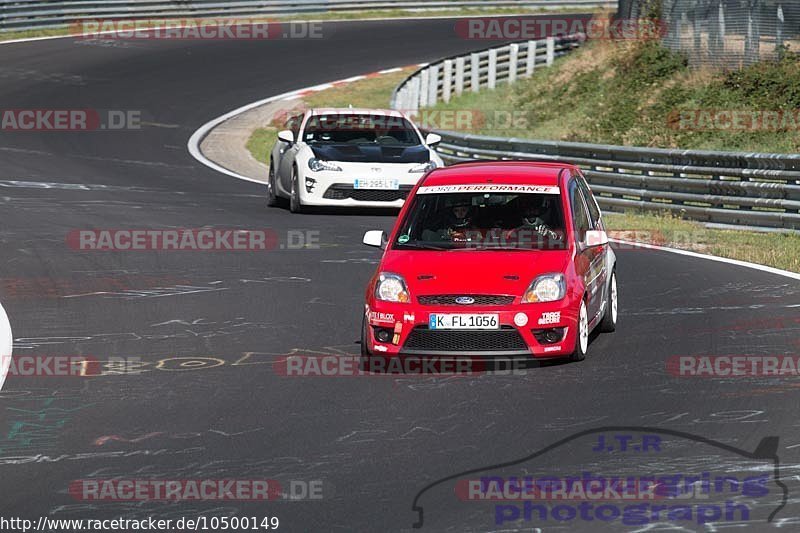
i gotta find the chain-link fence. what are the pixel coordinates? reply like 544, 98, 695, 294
619, 0, 799, 68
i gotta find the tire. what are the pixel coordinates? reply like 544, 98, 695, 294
266, 160, 281, 207
569, 299, 589, 362
598, 271, 618, 333
359, 316, 373, 371
289, 166, 306, 214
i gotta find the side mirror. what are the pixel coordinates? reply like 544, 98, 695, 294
277, 130, 294, 144
585, 229, 609, 247
363, 230, 387, 249
425, 133, 442, 146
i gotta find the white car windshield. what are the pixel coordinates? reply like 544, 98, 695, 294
303, 114, 420, 145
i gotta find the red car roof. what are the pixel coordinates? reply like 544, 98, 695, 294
421, 161, 578, 188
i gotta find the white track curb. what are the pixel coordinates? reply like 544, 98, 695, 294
610, 239, 800, 281
0, 301, 12, 391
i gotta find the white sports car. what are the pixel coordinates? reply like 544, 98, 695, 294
267, 108, 444, 212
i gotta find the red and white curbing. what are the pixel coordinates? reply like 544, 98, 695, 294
187, 64, 423, 183
279, 65, 424, 101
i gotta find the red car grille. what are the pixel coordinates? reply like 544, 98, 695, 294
417, 294, 515, 306
401, 326, 529, 354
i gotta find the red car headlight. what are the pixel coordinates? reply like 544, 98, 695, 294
375, 272, 410, 303
523, 273, 566, 303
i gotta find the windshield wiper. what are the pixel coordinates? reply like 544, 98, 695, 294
453, 245, 531, 251
396, 242, 450, 250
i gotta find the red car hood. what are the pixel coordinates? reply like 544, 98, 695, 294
379, 249, 572, 297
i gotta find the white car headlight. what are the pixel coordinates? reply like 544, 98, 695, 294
308, 158, 342, 172
523, 273, 566, 303
375, 272, 410, 303
409, 161, 436, 173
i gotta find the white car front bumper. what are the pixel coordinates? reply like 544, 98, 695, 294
298, 163, 433, 207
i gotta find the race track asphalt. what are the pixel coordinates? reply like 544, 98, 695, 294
0, 15, 799, 532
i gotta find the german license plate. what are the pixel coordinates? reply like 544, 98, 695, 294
429, 314, 500, 330
354, 178, 399, 190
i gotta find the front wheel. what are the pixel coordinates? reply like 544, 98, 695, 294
289, 167, 306, 214
597, 271, 617, 333
569, 299, 589, 362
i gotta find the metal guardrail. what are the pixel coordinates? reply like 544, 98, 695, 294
390, 35, 582, 111
0, 0, 616, 33
433, 133, 800, 229
389, 33, 800, 230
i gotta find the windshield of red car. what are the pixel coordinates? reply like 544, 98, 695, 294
393, 191, 567, 250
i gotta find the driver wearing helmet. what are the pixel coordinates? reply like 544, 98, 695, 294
515, 195, 558, 239
422, 197, 474, 241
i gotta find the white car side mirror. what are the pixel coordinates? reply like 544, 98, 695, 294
277, 130, 294, 143
585, 229, 609, 247
363, 230, 387, 249
425, 133, 442, 146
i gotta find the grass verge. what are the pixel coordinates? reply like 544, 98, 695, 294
428, 37, 800, 153
604, 211, 800, 273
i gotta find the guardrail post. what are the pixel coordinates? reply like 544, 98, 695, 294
488, 49, 497, 89
401, 88, 411, 114
394, 87, 404, 111
442, 59, 453, 103
455, 57, 465, 96
409, 76, 421, 114
508, 43, 519, 84
427, 64, 439, 106
419, 69, 429, 108
525, 40, 537, 77
470, 52, 480, 92
546, 37, 555, 66
709, 0, 726, 57
777, 4, 785, 53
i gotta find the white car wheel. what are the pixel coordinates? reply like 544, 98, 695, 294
289, 167, 306, 214
598, 271, 617, 333
570, 300, 589, 362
